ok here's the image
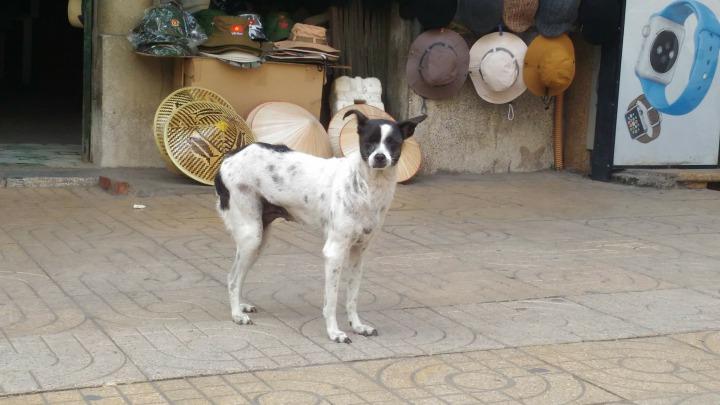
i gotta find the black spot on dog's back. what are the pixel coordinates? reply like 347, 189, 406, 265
214, 172, 230, 210
256, 142, 292, 153
272, 174, 283, 185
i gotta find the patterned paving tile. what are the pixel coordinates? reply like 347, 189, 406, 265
570, 289, 720, 334
526, 336, 720, 401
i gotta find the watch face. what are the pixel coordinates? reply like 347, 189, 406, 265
626, 107, 647, 139
650, 30, 679, 74
635, 16, 685, 85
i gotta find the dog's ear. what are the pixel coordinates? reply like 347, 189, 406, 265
397, 114, 427, 139
343, 109, 369, 130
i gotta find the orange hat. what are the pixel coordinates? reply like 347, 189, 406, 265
523, 34, 575, 97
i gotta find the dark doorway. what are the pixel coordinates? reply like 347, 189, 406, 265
0, 0, 83, 156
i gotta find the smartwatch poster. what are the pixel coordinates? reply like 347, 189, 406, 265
614, 0, 720, 166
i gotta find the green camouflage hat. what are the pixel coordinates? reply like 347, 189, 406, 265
128, 0, 207, 56
265, 12, 294, 42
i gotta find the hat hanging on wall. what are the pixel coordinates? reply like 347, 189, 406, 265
457, 0, 503, 36
523, 33, 576, 97
469, 32, 528, 104
503, 0, 538, 33
535, 0, 581, 38
247, 102, 333, 158
406, 29, 470, 100
578, 0, 622, 45
328, 104, 394, 157
164, 101, 254, 185
414, 0, 458, 30
154, 87, 234, 172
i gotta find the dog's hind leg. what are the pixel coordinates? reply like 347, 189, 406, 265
346, 244, 377, 337
225, 197, 264, 325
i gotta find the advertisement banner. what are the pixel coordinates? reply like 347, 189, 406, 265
614, 0, 720, 166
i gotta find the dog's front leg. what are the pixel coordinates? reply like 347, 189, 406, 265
346, 244, 377, 336
322, 236, 351, 343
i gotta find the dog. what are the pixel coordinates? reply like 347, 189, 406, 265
214, 109, 427, 343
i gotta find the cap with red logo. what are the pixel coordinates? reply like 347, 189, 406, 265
265, 12, 294, 42
199, 16, 262, 56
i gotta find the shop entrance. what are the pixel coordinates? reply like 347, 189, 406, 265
0, 0, 85, 165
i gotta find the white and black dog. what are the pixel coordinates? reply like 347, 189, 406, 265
214, 110, 426, 343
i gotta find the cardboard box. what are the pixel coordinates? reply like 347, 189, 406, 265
175, 58, 324, 119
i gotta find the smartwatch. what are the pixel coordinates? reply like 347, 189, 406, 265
635, 0, 720, 116
625, 94, 662, 143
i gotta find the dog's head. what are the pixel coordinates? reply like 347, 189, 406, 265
344, 110, 427, 170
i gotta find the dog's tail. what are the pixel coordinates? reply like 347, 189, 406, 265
215, 170, 230, 211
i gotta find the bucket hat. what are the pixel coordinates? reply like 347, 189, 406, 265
578, 0, 622, 45
406, 29, 470, 100
414, 0, 458, 30
164, 101, 254, 185
199, 16, 262, 56
503, 0, 538, 33
535, 0, 581, 38
469, 32, 527, 104
458, 0, 503, 36
523, 34, 575, 96
274, 23, 339, 56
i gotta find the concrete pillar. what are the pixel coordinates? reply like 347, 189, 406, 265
92, 0, 173, 167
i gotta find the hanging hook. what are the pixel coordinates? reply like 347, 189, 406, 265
507, 103, 515, 121
420, 98, 428, 115
498, 24, 503, 35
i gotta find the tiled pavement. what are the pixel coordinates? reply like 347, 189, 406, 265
2, 172, 720, 403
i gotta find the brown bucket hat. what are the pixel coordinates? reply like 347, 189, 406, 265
503, 0, 539, 33
406, 29, 470, 100
274, 23, 339, 55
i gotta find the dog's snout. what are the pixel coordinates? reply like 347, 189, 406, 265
373, 154, 388, 166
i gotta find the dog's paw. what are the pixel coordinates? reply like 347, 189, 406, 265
239, 304, 257, 313
328, 330, 352, 344
351, 323, 378, 337
232, 314, 253, 325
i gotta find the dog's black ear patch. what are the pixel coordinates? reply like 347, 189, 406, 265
214, 171, 230, 210
256, 142, 292, 153
398, 114, 427, 139
343, 109, 369, 129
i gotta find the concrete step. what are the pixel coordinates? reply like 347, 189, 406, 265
0, 167, 211, 196
612, 168, 720, 189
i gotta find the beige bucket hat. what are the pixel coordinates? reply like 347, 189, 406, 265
469, 32, 527, 104
274, 23, 339, 55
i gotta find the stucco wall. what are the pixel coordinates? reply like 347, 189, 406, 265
385, 6, 554, 175
92, 0, 171, 167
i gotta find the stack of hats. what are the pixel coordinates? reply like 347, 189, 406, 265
128, 0, 207, 57
268, 23, 340, 63
198, 15, 264, 67
154, 87, 255, 184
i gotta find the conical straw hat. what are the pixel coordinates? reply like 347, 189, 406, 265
164, 101, 254, 185
154, 87, 233, 171
340, 119, 422, 183
248, 102, 332, 158
328, 105, 393, 157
